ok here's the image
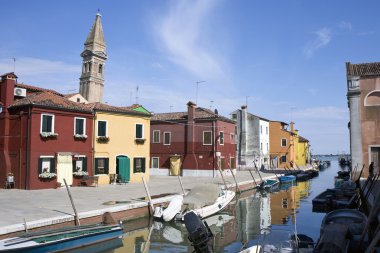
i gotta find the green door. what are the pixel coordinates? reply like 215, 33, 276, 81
117, 156, 130, 183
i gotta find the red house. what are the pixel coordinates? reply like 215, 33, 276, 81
0, 73, 94, 189
150, 101, 236, 177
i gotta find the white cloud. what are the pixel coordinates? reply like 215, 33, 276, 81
304, 28, 332, 59
154, 0, 225, 80
0, 57, 78, 76
338, 21, 352, 31
286, 106, 348, 120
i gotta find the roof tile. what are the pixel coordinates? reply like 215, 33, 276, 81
346, 61, 380, 77
152, 107, 235, 123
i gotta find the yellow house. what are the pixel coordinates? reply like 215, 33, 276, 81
89, 103, 151, 184
297, 135, 310, 166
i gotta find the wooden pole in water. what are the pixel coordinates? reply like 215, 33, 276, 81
142, 176, 155, 215
248, 169, 258, 187
63, 178, 80, 226
229, 168, 241, 194
177, 175, 186, 195
218, 168, 228, 190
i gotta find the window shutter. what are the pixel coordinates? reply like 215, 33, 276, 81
133, 158, 137, 173
72, 159, 76, 172
95, 158, 99, 174
83, 157, 87, 172
47, 116, 52, 132
105, 158, 109, 174
50, 158, 56, 173
142, 158, 146, 173
38, 158, 43, 174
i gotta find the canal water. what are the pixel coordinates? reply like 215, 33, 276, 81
109, 157, 340, 253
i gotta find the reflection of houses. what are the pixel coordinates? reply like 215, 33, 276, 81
346, 62, 380, 177
115, 227, 150, 253
231, 106, 270, 169
88, 103, 151, 184
270, 187, 296, 225
236, 193, 271, 242
0, 73, 94, 189
295, 181, 311, 208
150, 101, 236, 177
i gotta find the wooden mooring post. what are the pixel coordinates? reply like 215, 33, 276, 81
142, 176, 155, 216
218, 168, 228, 190
177, 175, 186, 195
63, 178, 80, 226
248, 169, 258, 187
229, 168, 241, 194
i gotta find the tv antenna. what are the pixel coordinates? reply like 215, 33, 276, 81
135, 86, 139, 104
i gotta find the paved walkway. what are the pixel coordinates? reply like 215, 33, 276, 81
0, 170, 276, 235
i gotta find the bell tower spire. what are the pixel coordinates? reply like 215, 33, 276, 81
79, 12, 107, 103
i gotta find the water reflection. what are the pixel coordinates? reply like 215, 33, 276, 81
112, 162, 333, 253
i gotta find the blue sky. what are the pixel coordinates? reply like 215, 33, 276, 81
1, 0, 379, 154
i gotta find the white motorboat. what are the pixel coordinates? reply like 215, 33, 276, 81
175, 184, 236, 221
153, 195, 183, 221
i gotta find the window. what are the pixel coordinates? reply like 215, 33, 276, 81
98, 64, 103, 74
281, 155, 287, 163
266, 143, 269, 152
77, 98, 80, 102
164, 132, 171, 145
73, 156, 87, 172
231, 114, 237, 120
41, 114, 54, 133
266, 126, 268, 135
261, 142, 263, 151
38, 157, 55, 174
152, 157, 159, 168
97, 121, 107, 137
153, 130, 160, 143
134, 157, 146, 173
281, 138, 287, 147
74, 117, 86, 136
136, 124, 143, 139
95, 158, 109, 174
282, 198, 288, 208
203, 131, 212, 145
230, 133, 234, 143
219, 132, 224, 145
220, 157, 226, 169
260, 125, 263, 134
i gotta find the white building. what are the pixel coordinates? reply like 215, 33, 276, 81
231, 106, 270, 169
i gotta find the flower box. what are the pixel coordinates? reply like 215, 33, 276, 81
40, 132, 58, 139
39, 172, 57, 179
73, 171, 89, 177
135, 138, 146, 144
74, 134, 88, 140
97, 136, 109, 143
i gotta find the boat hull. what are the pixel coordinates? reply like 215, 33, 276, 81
0, 225, 123, 253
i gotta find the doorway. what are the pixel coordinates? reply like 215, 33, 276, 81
370, 147, 380, 174
57, 153, 73, 186
170, 156, 181, 176
116, 156, 130, 183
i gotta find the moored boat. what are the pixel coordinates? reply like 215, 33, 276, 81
0, 223, 123, 253
175, 184, 235, 221
279, 175, 296, 183
153, 195, 183, 221
312, 189, 357, 212
256, 179, 279, 191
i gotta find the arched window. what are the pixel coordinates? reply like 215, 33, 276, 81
88, 62, 92, 73
98, 64, 103, 74
364, 90, 380, 106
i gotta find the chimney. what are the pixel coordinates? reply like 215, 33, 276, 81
290, 122, 295, 133
187, 101, 196, 123
0, 72, 17, 107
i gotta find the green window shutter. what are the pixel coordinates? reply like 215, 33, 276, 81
50, 158, 56, 173
83, 157, 87, 172
38, 158, 43, 174
72, 159, 76, 172
95, 158, 99, 174
105, 158, 109, 174
136, 124, 143, 139
142, 158, 146, 173
133, 158, 137, 173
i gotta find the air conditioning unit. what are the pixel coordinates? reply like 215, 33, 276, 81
14, 87, 26, 97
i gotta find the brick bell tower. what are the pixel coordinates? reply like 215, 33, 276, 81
79, 12, 107, 103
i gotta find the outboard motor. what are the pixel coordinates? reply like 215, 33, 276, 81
184, 211, 214, 253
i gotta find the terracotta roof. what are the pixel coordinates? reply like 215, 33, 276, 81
152, 107, 235, 123
346, 62, 380, 77
299, 136, 309, 142
86, 102, 151, 116
64, 93, 79, 98
15, 83, 63, 96
9, 91, 92, 113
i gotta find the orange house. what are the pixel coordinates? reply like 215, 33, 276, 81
269, 121, 296, 168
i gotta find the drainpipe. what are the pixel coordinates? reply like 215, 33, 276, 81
25, 106, 31, 190
19, 111, 23, 188
212, 120, 215, 177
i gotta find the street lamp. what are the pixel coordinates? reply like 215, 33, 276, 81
195, 81, 206, 105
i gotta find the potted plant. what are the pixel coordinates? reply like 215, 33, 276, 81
74, 134, 88, 140
97, 136, 110, 143
73, 171, 89, 177
40, 132, 58, 139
